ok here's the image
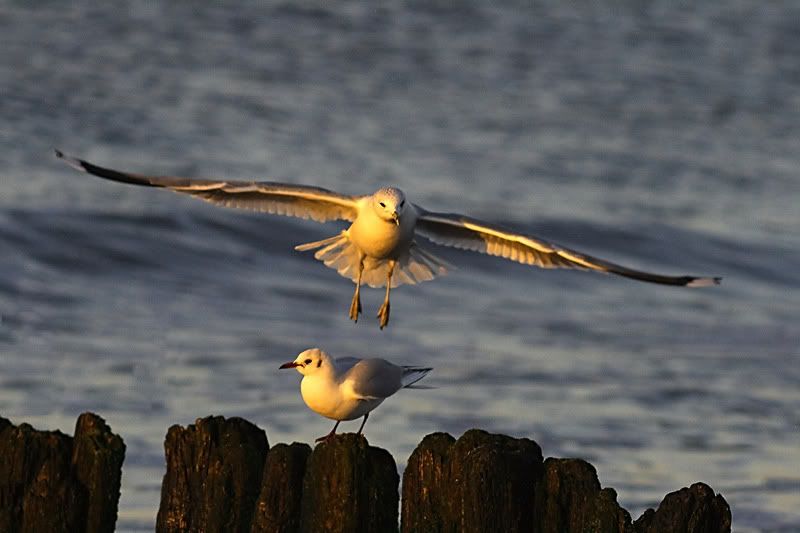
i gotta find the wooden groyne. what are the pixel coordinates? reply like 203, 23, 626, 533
0, 413, 731, 532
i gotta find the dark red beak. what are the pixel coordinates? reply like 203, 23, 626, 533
279, 361, 301, 369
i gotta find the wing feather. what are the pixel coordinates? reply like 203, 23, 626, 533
401, 366, 433, 388
55, 150, 360, 222
415, 210, 720, 287
342, 358, 404, 400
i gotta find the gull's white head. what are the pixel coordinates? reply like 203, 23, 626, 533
372, 187, 406, 225
279, 348, 332, 376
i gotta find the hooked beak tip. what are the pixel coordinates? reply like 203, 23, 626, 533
279, 361, 299, 369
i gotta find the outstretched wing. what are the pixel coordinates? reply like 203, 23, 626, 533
55, 150, 361, 222
414, 210, 720, 287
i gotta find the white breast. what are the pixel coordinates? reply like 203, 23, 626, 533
348, 201, 415, 259
301, 374, 374, 421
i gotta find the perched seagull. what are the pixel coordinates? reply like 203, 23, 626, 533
279, 348, 432, 442
55, 150, 720, 328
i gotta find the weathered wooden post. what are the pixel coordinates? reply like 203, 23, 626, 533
633, 482, 731, 533
0, 412, 125, 533
156, 416, 268, 533
251, 442, 312, 533
71, 413, 127, 533
402, 429, 544, 533
401, 432, 455, 532
299, 433, 399, 533
534, 458, 632, 533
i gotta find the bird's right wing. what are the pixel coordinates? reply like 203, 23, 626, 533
414, 209, 721, 287
55, 150, 362, 222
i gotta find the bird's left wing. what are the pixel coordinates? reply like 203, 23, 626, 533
342, 358, 404, 401
55, 150, 361, 222
414, 210, 720, 287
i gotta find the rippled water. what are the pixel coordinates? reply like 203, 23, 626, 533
2, 2, 798, 531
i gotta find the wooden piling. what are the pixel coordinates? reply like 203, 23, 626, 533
299, 433, 399, 533
633, 482, 732, 533
401, 432, 455, 532
0, 412, 733, 533
251, 442, 311, 533
402, 429, 544, 533
71, 413, 127, 533
0, 412, 125, 533
534, 458, 632, 533
155, 416, 269, 533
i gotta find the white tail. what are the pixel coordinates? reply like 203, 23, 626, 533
295, 232, 450, 288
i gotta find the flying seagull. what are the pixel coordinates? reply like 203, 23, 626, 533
279, 348, 432, 442
55, 150, 720, 328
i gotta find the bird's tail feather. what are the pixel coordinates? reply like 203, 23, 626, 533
401, 366, 433, 388
295, 233, 450, 288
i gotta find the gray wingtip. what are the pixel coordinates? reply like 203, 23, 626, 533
687, 276, 722, 288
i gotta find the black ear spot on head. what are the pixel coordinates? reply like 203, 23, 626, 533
317, 359, 322, 368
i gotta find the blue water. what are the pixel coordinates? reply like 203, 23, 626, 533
2, 3, 798, 531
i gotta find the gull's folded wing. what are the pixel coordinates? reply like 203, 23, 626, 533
342, 358, 406, 401
414, 210, 720, 287
55, 150, 361, 222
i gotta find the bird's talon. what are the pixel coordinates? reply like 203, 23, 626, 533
349, 295, 362, 322
377, 302, 391, 329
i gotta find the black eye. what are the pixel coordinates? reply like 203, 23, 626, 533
379, 202, 386, 207
304, 358, 312, 365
